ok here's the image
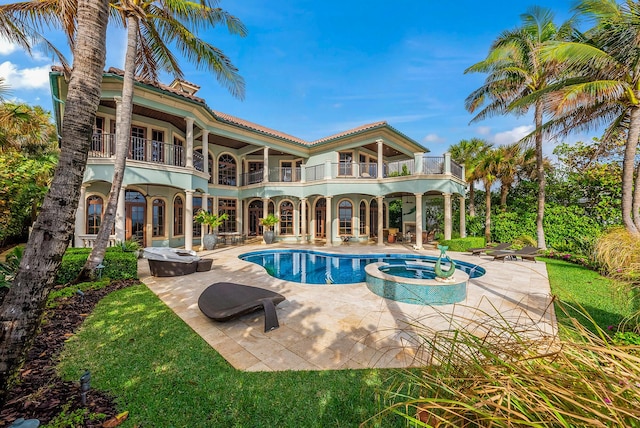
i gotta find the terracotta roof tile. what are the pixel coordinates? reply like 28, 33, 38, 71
311, 121, 387, 144
211, 110, 309, 145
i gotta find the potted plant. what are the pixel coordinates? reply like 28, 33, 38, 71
259, 213, 280, 244
194, 210, 228, 250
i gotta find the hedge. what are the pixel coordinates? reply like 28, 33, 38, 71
56, 247, 138, 284
438, 237, 485, 252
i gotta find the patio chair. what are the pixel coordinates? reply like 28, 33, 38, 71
198, 282, 286, 332
491, 246, 540, 262
468, 242, 512, 256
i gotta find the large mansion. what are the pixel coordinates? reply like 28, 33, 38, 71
50, 67, 467, 250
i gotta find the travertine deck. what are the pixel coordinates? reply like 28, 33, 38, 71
139, 244, 553, 371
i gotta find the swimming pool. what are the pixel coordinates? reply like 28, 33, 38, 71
239, 249, 485, 284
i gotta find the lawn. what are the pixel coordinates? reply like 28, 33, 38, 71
56, 259, 637, 427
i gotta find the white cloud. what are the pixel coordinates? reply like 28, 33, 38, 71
476, 126, 491, 136
423, 133, 445, 143
0, 61, 51, 90
0, 38, 18, 55
492, 125, 534, 145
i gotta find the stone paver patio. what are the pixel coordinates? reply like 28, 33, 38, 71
139, 244, 553, 371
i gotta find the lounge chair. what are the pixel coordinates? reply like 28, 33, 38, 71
491, 246, 540, 262
198, 282, 286, 332
468, 242, 512, 256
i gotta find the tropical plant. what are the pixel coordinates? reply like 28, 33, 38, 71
259, 213, 280, 231
0, 0, 109, 405
79, 0, 247, 280
532, 0, 640, 237
466, 6, 574, 249
367, 301, 640, 427
194, 210, 228, 230
0, 102, 58, 155
448, 138, 490, 216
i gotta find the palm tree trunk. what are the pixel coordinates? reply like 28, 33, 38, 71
534, 101, 546, 249
484, 182, 492, 243
0, 0, 108, 405
624, 106, 640, 235
500, 184, 509, 211
469, 182, 476, 216
78, 15, 140, 280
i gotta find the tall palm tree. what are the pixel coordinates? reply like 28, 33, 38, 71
475, 147, 502, 243
465, 7, 574, 249
533, 0, 640, 236
0, 0, 109, 404
0, 102, 57, 154
80, 0, 246, 279
448, 138, 490, 216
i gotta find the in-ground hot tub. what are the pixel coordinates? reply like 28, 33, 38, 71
365, 261, 468, 305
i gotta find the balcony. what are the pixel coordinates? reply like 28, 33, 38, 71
89, 133, 186, 168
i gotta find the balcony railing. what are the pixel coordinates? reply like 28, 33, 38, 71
268, 167, 302, 182
240, 169, 265, 186
88, 134, 465, 183
89, 133, 186, 167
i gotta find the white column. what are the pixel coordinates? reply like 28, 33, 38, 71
444, 152, 451, 175
115, 186, 126, 243
200, 193, 210, 251
262, 197, 269, 242
325, 196, 332, 246
415, 193, 423, 250
377, 196, 384, 246
243, 199, 249, 236
185, 117, 194, 169
300, 198, 307, 242
414, 152, 424, 174
185, 189, 194, 251
376, 139, 383, 178
75, 184, 87, 247
113, 96, 122, 158
459, 195, 466, 238
202, 129, 209, 177
443, 193, 452, 241
263, 147, 269, 183
145, 195, 153, 248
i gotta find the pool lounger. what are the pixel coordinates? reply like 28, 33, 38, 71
198, 282, 286, 332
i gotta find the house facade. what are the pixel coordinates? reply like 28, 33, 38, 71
50, 68, 467, 250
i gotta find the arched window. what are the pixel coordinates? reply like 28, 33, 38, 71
280, 201, 294, 235
86, 195, 103, 234
339, 200, 353, 235
174, 196, 184, 236
369, 199, 378, 237
359, 201, 366, 234
218, 154, 237, 186
152, 199, 165, 237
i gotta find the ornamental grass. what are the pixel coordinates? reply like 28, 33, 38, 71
366, 300, 640, 427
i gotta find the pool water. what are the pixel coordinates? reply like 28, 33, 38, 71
379, 264, 438, 280
239, 250, 485, 285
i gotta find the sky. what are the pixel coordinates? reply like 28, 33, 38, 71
0, 0, 593, 156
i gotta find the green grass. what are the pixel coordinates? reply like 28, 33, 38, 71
542, 257, 637, 331
56, 285, 401, 427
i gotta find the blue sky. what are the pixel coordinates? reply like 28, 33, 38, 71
0, 0, 591, 155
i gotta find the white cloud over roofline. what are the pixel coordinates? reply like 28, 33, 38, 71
492, 125, 534, 145
0, 61, 50, 90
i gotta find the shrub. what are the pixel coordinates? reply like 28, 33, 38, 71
55, 247, 137, 284
438, 237, 485, 252
465, 215, 484, 237
594, 227, 640, 283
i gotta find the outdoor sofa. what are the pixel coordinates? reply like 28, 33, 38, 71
143, 247, 212, 277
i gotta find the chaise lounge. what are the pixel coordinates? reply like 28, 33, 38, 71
491, 246, 540, 262
143, 247, 212, 277
198, 282, 286, 332
468, 242, 512, 256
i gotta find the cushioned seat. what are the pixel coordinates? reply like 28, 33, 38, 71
198, 282, 285, 332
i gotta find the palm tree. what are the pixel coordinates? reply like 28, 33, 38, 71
533, 0, 640, 236
0, 102, 58, 154
0, 0, 109, 404
495, 143, 536, 211
448, 138, 490, 216
79, 0, 246, 279
475, 147, 502, 243
465, 7, 574, 249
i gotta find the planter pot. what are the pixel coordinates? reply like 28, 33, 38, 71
388, 234, 396, 243
263, 230, 275, 244
203, 233, 218, 250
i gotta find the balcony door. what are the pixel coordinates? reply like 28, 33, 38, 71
125, 190, 146, 243
315, 198, 326, 238
248, 200, 263, 236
